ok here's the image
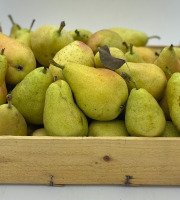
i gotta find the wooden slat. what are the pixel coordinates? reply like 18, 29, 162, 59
0, 136, 180, 186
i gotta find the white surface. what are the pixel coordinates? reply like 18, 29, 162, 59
1, 0, 180, 199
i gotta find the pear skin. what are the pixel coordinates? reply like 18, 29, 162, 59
49, 40, 95, 80
0, 32, 36, 85
87, 29, 125, 54
0, 82, 7, 105
166, 72, 180, 131
0, 94, 27, 136
161, 121, 180, 137
116, 62, 167, 101
43, 80, 88, 137
125, 88, 166, 137
88, 120, 129, 137
51, 61, 129, 121
31, 22, 74, 66
11, 67, 54, 125
0, 48, 8, 86
70, 28, 92, 44
32, 128, 48, 136
133, 46, 157, 63
94, 47, 126, 68
154, 45, 180, 80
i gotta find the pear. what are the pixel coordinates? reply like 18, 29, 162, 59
116, 62, 167, 101
125, 87, 166, 137
88, 119, 129, 137
0, 94, 27, 136
133, 46, 157, 63
14, 19, 35, 48
0, 48, 8, 85
0, 48, 8, 105
159, 88, 171, 120
0, 82, 7, 105
174, 47, 180, 60
31, 21, 74, 66
8, 15, 21, 38
125, 43, 144, 63
11, 67, 54, 125
161, 121, 180, 137
166, 72, 180, 132
154, 45, 180, 80
86, 29, 125, 54
69, 28, 92, 44
32, 128, 48, 136
94, 47, 126, 68
50, 60, 128, 121
49, 40, 95, 80
43, 80, 88, 137
0, 32, 36, 85
109, 27, 160, 46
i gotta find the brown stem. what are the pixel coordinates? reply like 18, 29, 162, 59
129, 43, 134, 55
121, 70, 139, 90
122, 41, 129, 51
58, 21, 65, 34
50, 60, 64, 70
7, 94, 12, 109
29, 19, 35, 32
8, 14, 21, 29
0, 48, 5, 55
148, 35, 161, 40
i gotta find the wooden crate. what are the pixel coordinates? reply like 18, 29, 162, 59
0, 136, 180, 186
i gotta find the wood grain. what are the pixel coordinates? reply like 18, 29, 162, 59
0, 136, 180, 186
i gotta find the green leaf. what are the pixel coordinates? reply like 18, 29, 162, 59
98, 45, 125, 70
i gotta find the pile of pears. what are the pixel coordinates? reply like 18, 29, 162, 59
0, 15, 180, 138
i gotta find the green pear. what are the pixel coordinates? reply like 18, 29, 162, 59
109, 27, 160, 46
88, 119, 129, 137
8, 15, 21, 38
31, 21, 74, 66
43, 80, 88, 137
116, 62, 167, 101
125, 43, 144, 63
32, 128, 48, 136
125, 87, 166, 137
159, 88, 171, 120
14, 19, 35, 48
86, 29, 125, 54
69, 28, 92, 44
154, 45, 180, 80
11, 67, 54, 125
94, 47, 126, 68
0, 32, 36, 85
49, 40, 95, 80
50, 60, 128, 121
161, 121, 180, 137
166, 72, 180, 132
0, 94, 27, 136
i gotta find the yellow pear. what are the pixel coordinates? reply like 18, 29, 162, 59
0, 32, 36, 85
125, 87, 166, 137
69, 28, 92, 44
0, 94, 27, 136
88, 119, 129, 137
116, 62, 167, 100
50, 60, 129, 121
32, 128, 48, 136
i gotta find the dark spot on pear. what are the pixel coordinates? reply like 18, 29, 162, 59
103, 155, 111, 162
16, 65, 23, 71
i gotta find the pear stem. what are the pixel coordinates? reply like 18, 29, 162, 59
29, 19, 35, 32
0, 48, 5, 55
58, 21, 65, 34
169, 44, 174, 50
8, 14, 21, 29
148, 35, 161, 40
75, 29, 80, 36
122, 41, 129, 51
7, 94, 12, 109
54, 76, 58, 82
50, 60, 64, 70
0, 24, 2, 32
129, 43, 134, 55
155, 52, 159, 56
166, 66, 173, 77
120, 70, 139, 90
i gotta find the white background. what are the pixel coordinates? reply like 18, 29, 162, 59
1, 0, 180, 199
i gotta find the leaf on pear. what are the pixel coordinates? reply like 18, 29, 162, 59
98, 45, 125, 70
